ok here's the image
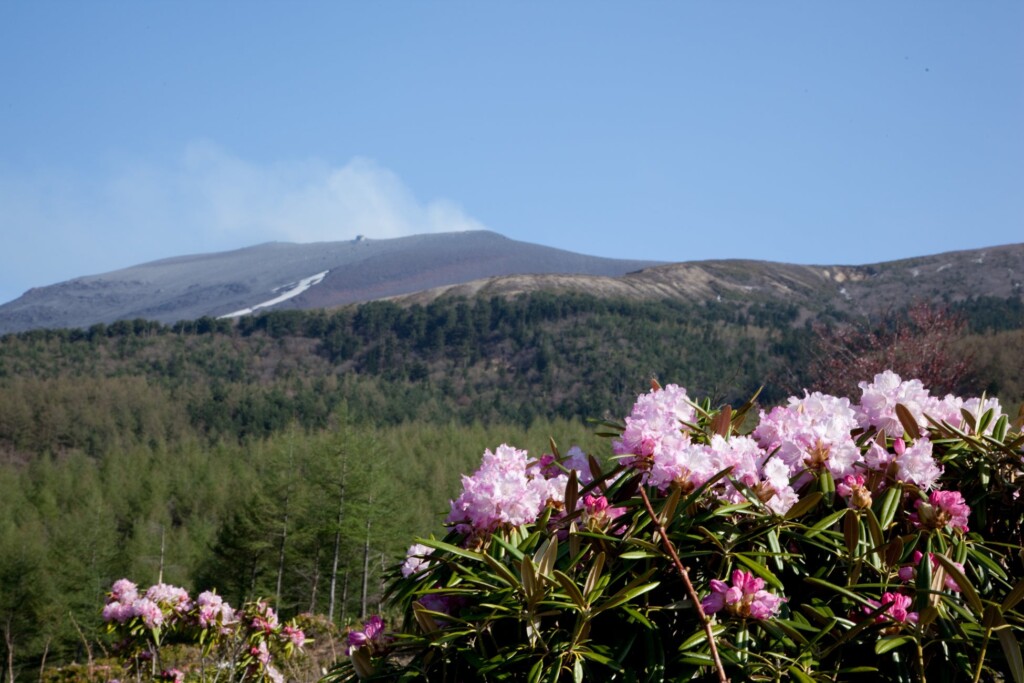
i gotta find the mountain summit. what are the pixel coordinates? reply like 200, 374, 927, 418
0, 231, 664, 334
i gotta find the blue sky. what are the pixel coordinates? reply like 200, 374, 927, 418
1, 2, 1021, 305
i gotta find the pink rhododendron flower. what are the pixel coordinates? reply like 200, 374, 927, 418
911, 490, 970, 532
581, 494, 626, 531
283, 624, 306, 648
897, 551, 964, 592
754, 392, 862, 481
110, 579, 139, 604
895, 439, 942, 490
701, 569, 786, 620
250, 601, 279, 633
132, 598, 164, 629
145, 583, 191, 614
866, 592, 917, 624
856, 371, 932, 437
614, 384, 697, 481
447, 444, 567, 538
347, 614, 391, 656
196, 590, 235, 629
401, 543, 434, 578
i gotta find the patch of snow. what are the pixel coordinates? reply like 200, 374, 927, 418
974, 252, 987, 264
839, 287, 851, 300
219, 270, 330, 319
911, 268, 920, 278
936, 263, 952, 272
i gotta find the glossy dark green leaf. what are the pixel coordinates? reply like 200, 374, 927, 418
877, 486, 903, 529
875, 635, 914, 654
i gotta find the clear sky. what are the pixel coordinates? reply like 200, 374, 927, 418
1, 2, 1021, 305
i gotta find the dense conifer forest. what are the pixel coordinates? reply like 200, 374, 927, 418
0, 291, 1021, 679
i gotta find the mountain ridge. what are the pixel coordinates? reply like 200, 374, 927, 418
1, 231, 1022, 335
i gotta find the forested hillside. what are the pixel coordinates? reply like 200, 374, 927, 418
0, 290, 1021, 679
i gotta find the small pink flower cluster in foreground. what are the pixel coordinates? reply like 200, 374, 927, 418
702, 570, 786, 620
102, 578, 305, 683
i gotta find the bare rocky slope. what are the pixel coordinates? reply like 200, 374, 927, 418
1, 231, 1021, 335
396, 243, 1024, 318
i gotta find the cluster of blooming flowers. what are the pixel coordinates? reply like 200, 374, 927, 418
701, 569, 786, 620
102, 579, 305, 683
866, 592, 917, 626
346, 614, 391, 656
446, 443, 606, 542
102, 579, 194, 630
442, 371, 994, 545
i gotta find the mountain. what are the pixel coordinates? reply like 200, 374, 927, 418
398, 243, 1024, 317
1, 231, 1022, 336
0, 231, 662, 334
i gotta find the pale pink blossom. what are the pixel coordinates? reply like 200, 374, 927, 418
145, 583, 191, 614
754, 392, 861, 481
895, 439, 942, 490
283, 625, 306, 648
401, 543, 434, 578
131, 598, 164, 629
614, 384, 697, 480
110, 579, 138, 604
447, 444, 567, 536
856, 371, 932, 437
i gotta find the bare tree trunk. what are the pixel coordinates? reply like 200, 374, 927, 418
342, 569, 350, 623
275, 493, 289, 609
38, 637, 50, 683
158, 525, 165, 584
308, 543, 321, 614
360, 492, 373, 619
327, 454, 348, 623
5, 616, 15, 683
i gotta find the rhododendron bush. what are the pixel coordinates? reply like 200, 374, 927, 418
328, 371, 1024, 682
100, 579, 307, 682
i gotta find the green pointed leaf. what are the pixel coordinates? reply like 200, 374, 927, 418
805, 508, 848, 538
875, 635, 914, 655
896, 403, 922, 439
994, 611, 1024, 683
481, 552, 522, 589
1002, 577, 1024, 613
785, 492, 822, 520
788, 666, 816, 683
535, 536, 558, 580
877, 486, 903, 529
584, 552, 606, 600
843, 508, 860, 556
553, 570, 587, 610
933, 553, 983, 616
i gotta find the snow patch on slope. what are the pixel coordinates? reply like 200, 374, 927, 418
219, 270, 330, 318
